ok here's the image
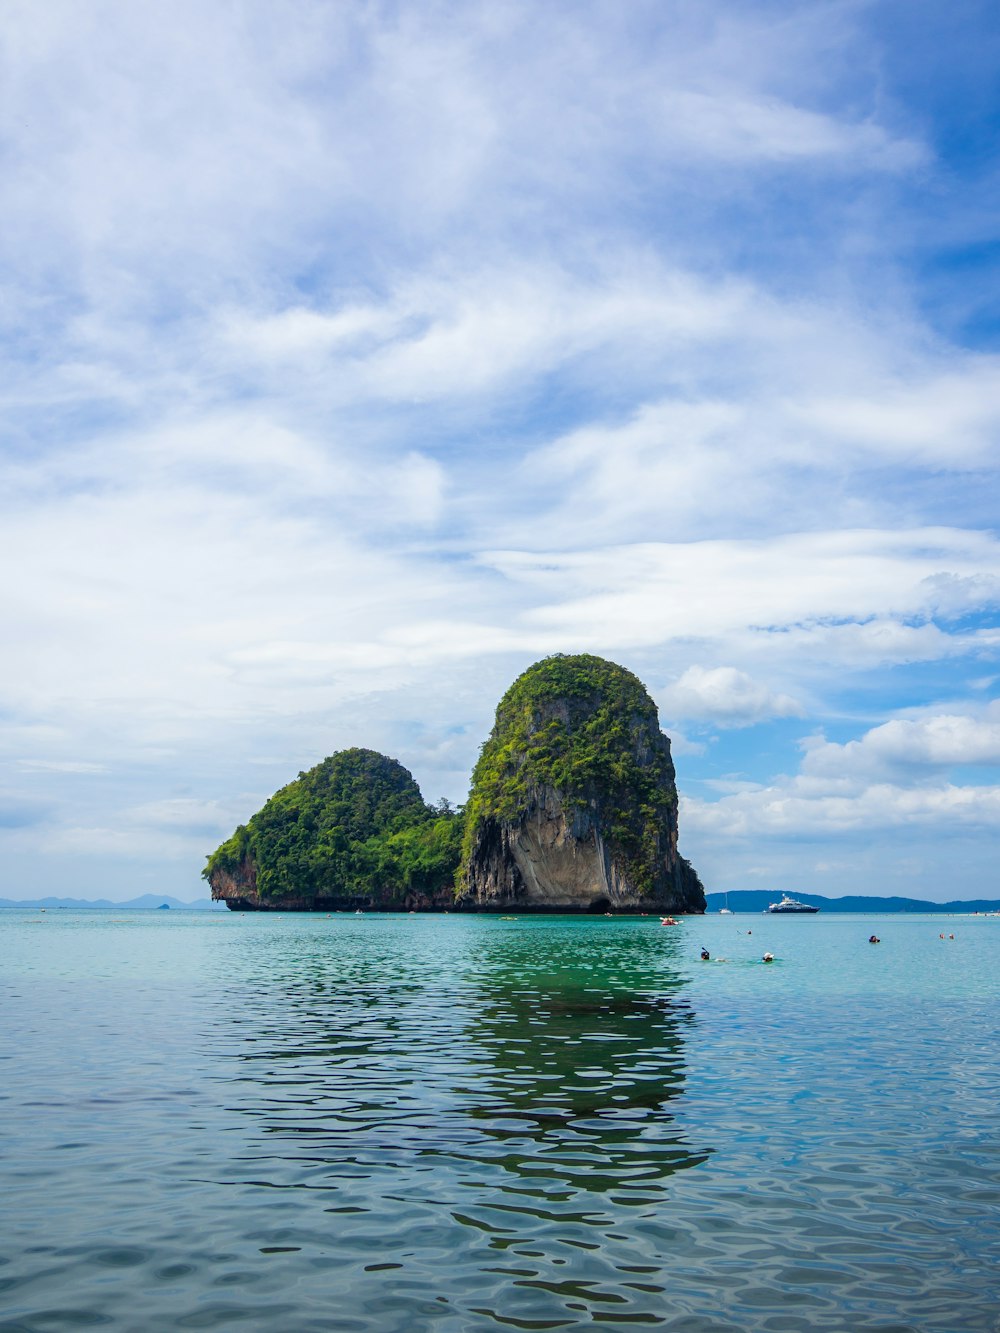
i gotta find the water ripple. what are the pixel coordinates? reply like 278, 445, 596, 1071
2, 911, 999, 1329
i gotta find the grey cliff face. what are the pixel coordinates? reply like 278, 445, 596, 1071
467, 786, 659, 910
464, 776, 703, 915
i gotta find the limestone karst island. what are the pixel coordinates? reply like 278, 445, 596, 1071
204, 654, 706, 914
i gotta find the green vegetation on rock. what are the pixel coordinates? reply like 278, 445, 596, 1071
204, 657, 702, 913
203, 748, 463, 905
461, 654, 679, 897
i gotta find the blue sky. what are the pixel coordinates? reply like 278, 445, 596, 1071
2, 0, 999, 902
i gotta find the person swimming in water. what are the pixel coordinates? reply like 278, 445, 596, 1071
700, 948, 710, 960
762, 952, 774, 963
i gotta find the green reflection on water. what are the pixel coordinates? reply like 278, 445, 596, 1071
455, 920, 711, 1202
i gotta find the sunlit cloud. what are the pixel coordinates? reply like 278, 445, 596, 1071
659, 665, 803, 727
803, 706, 1000, 778
683, 780, 1000, 838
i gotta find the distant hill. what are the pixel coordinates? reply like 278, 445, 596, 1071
706, 891, 1000, 914
0, 894, 222, 910
5, 890, 994, 914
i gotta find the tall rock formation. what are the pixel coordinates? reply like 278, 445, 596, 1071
459, 655, 704, 914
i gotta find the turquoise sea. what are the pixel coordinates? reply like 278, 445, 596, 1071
2, 909, 998, 1332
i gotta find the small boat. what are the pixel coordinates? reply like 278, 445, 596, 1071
660, 916, 678, 926
766, 895, 819, 914
719, 894, 733, 915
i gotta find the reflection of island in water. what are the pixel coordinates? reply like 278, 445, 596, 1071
217, 919, 709, 1246
448, 923, 711, 1216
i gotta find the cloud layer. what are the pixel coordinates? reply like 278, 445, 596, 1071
1, 1, 997, 899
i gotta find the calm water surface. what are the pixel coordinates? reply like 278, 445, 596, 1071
2, 910, 998, 1331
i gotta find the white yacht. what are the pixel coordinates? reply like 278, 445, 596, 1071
766, 894, 819, 914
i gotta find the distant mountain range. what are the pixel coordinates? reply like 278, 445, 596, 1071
0, 894, 222, 910
1, 890, 996, 914
706, 891, 1000, 914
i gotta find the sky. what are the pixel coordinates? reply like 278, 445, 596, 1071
2, 0, 999, 903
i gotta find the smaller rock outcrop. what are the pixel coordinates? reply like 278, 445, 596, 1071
458, 655, 704, 914
204, 748, 462, 911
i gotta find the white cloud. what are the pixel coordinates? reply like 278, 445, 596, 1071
787, 362, 1000, 466
497, 341, 1000, 549
659, 665, 803, 727
5, 793, 259, 866
222, 305, 407, 361
215, 262, 751, 412
0, 1, 996, 900
683, 780, 1000, 838
124, 797, 244, 837
490, 529, 1000, 658
653, 88, 925, 169
803, 707, 1000, 779
17, 760, 106, 774
662, 728, 707, 757
39, 824, 204, 861
0, 2, 922, 318
741, 619, 999, 669
681, 697, 1000, 856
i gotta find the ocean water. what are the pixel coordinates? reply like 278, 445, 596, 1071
2, 909, 998, 1332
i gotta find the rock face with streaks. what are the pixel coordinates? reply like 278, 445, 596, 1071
458, 655, 705, 914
